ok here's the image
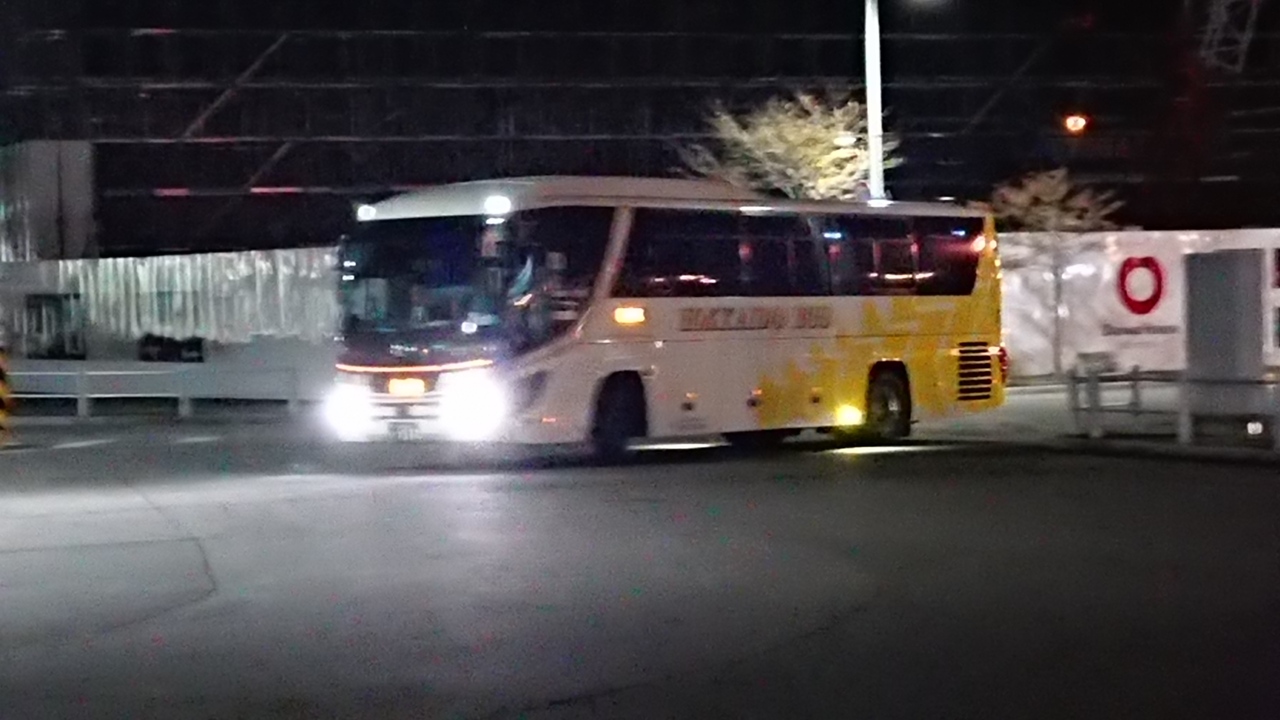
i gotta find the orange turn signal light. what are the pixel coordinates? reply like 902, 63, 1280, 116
613, 306, 647, 325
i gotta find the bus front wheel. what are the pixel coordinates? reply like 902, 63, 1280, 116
591, 374, 647, 462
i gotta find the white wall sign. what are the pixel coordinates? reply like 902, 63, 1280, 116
1003, 229, 1280, 377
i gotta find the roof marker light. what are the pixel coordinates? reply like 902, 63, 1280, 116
483, 195, 513, 216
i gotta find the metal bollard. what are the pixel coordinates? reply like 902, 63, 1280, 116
1085, 368, 1103, 439
1128, 365, 1142, 416
76, 369, 91, 419
176, 369, 193, 419
1067, 369, 1082, 434
286, 368, 300, 417
1176, 374, 1193, 446
0, 349, 11, 444
1272, 384, 1280, 453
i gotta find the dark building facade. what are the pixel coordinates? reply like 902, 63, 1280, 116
4, 0, 1280, 255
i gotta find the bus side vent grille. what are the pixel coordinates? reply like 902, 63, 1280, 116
957, 342, 994, 401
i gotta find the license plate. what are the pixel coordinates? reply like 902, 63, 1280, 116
388, 422, 421, 442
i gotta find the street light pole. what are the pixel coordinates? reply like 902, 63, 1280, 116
864, 0, 886, 199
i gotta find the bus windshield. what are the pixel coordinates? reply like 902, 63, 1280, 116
337, 207, 614, 359
339, 216, 527, 336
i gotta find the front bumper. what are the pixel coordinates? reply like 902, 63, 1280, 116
323, 394, 576, 445
353, 398, 451, 442
323, 365, 581, 445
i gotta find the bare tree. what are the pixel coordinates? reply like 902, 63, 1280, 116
983, 168, 1127, 378
990, 167, 1123, 233
679, 92, 901, 200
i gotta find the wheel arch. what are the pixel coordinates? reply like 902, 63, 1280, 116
591, 370, 650, 439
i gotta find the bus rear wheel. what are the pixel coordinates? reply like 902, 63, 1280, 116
866, 370, 912, 441
591, 374, 647, 462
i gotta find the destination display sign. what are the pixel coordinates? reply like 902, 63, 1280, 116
678, 305, 832, 332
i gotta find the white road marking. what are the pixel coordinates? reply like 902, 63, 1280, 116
50, 439, 118, 451
829, 444, 962, 456
173, 435, 222, 445
634, 441, 725, 451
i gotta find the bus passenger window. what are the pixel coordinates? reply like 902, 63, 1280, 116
791, 236, 829, 297
916, 217, 984, 296
876, 238, 917, 295
742, 215, 828, 297
826, 217, 910, 296
749, 238, 791, 296
825, 232, 874, 296
616, 209, 742, 297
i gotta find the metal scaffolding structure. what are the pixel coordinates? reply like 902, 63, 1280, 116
1200, 0, 1265, 73
4, 17, 1280, 253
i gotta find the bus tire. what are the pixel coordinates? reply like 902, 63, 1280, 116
866, 368, 912, 440
591, 374, 647, 462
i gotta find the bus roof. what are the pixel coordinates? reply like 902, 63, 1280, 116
362, 176, 987, 221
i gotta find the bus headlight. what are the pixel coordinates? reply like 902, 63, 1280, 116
323, 382, 374, 440
438, 368, 507, 441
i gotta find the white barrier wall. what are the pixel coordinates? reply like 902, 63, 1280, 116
4, 230, 1280, 391
1001, 229, 1280, 377
0, 247, 342, 401
0, 246, 340, 345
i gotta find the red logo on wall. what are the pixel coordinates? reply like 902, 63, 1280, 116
1117, 256, 1165, 315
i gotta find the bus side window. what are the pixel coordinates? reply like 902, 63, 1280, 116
742, 215, 829, 297
617, 209, 742, 297
519, 206, 615, 291
875, 227, 917, 296
825, 217, 876, 296
915, 217, 984, 296
791, 222, 830, 297
742, 216, 792, 296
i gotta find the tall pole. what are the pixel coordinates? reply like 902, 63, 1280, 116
865, 0, 886, 199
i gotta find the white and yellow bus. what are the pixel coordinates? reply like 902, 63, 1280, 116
324, 176, 1006, 457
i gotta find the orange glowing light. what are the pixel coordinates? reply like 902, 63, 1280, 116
613, 306, 647, 325
1064, 114, 1089, 135
388, 377, 427, 397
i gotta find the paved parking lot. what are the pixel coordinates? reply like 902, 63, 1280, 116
3, 399, 1277, 719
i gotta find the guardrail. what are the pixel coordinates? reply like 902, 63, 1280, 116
8, 368, 302, 419
1069, 366, 1280, 451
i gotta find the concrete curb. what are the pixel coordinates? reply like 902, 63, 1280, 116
939, 435, 1280, 465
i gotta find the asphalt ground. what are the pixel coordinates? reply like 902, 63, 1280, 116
2, 405, 1277, 719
